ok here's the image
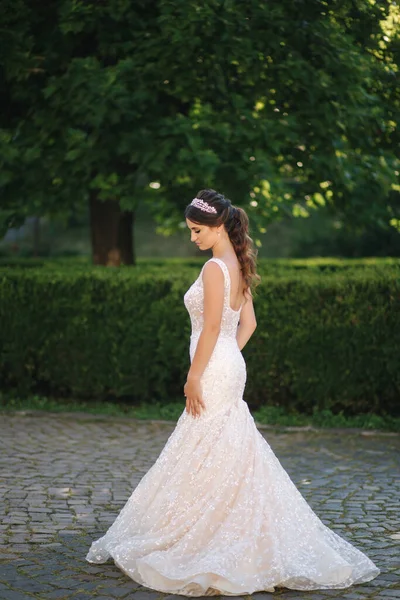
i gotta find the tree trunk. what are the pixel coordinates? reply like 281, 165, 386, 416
32, 216, 40, 257
118, 210, 135, 265
89, 194, 135, 266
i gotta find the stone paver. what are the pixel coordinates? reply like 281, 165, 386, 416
0, 412, 399, 599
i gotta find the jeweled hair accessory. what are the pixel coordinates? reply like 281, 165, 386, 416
190, 198, 218, 214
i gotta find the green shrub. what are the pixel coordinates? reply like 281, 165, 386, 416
0, 262, 399, 415
245, 270, 400, 415
1, 255, 400, 271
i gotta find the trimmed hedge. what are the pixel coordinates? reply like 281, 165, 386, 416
247, 270, 400, 415
0, 261, 399, 415
1, 255, 400, 272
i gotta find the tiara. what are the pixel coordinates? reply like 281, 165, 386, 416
190, 198, 217, 214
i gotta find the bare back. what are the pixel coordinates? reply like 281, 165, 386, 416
220, 255, 246, 311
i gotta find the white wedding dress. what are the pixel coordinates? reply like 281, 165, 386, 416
86, 257, 380, 596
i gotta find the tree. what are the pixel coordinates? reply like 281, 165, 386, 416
365, 2, 400, 233
0, 0, 398, 263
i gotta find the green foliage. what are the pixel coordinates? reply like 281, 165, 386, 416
1, 254, 399, 273
246, 270, 400, 415
252, 405, 400, 432
0, 266, 191, 400
0, 0, 399, 237
0, 261, 399, 416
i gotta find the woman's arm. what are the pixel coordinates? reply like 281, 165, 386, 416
236, 290, 257, 351
185, 261, 224, 416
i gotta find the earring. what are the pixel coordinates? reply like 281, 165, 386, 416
217, 230, 221, 236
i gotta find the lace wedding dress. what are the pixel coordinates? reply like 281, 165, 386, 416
86, 257, 379, 596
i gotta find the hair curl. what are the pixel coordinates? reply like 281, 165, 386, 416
184, 189, 260, 294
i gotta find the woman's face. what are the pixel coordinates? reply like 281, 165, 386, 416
186, 219, 219, 251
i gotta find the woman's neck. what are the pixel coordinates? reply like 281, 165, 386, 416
212, 237, 235, 259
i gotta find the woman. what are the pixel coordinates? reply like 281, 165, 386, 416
86, 189, 379, 596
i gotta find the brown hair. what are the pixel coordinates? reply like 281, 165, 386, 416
184, 189, 260, 294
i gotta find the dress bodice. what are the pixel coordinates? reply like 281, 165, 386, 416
183, 258, 242, 339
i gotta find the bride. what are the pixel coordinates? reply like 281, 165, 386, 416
86, 189, 380, 596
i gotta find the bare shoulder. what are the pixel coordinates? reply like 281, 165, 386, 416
202, 260, 224, 284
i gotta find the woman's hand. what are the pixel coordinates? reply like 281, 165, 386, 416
184, 376, 206, 418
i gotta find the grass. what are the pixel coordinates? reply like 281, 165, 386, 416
1, 394, 399, 432
252, 404, 400, 432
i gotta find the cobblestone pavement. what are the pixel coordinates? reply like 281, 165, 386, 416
0, 412, 399, 600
